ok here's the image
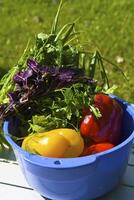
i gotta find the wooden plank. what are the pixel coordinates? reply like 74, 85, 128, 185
122, 166, 134, 187
128, 151, 134, 166
0, 161, 30, 188
100, 185, 134, 200
0, 183, 134, 200
0, 184, 46, 200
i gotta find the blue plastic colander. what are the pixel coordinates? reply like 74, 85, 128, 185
3, 96, 134, 200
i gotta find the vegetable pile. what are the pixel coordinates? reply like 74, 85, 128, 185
0, 0, 124, 157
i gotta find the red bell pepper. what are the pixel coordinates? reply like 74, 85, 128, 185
80, 143, 114, 156
80, 93, 123, 145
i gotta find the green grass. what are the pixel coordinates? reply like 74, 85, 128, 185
0, 0, 134, 102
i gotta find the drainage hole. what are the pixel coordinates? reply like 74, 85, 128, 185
54, 160, 61, 165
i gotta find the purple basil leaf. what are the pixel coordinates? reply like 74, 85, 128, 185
0, 58, 96, 119
13, 69, 33, 83
27, 59, 39, 73
8, 91, 20, 103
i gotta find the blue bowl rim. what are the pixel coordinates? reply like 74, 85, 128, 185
3, 96, 134, 169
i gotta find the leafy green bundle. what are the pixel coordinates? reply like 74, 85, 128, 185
0, 0, 124, 140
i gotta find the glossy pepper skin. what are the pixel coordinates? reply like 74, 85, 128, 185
80, 143, 114, 156
80, 93, 123, 145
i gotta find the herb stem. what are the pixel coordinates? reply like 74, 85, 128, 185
51, 0, 63, 34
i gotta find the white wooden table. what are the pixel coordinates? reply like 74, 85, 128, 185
0, 149, 134, 200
